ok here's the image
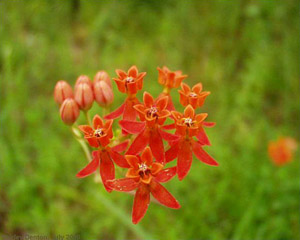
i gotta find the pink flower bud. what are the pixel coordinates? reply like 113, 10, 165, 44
94, 71, 112, 88
60, 98, 80, 125
75, 75, 93, 90
54, 80, 73, 105
74, 83, 94, 110
93, 80, 114, 106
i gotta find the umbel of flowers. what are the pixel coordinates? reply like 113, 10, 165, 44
54, 66, 218, 224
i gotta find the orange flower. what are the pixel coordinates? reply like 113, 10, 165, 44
107, 147, 180, 224
120, 92, 179, 164
268, 137, 298, 166
171, 104, 208, 138
179, 82, 210, 109
157, 66, 187, 110
125, 147, 164, 184
105, 66, 146, 122
166, 105, 218, 180
77, 115, 130, 191
134, 92, 170, 127
114, 65, 146, 96
78, 114, 113, 148
157, 66, 187, 90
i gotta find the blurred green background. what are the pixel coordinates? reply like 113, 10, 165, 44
1, 0, 299, 239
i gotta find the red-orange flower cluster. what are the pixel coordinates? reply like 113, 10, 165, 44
55, 65, 217, 224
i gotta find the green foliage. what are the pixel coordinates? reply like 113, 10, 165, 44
0, 0, 299, 239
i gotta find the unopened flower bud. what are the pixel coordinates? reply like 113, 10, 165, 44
94, 71, 112, 88
93, 80, 114, 106
74, 83, 94, 110
60, 98, 80, 125
75, 75, 93, 90
54, 80, 73, 105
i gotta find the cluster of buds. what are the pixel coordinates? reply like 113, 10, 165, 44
54, 65, 218, 224
54, 71, 114, 125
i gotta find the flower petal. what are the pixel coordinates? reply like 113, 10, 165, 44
165, 142, 180, 163
151, 163, 164, 175
192, 83, 202, 93
177, 140, 192, 180
115, 69, 127, 78
99, 151, 115, 192
141, 174, 152, 184
111, 140, 129, 152
119, 120, 146, 134
132, 184, 150, 224
125, 156, 141, 170
114, 78, 126, 93
192, 140, 218, 166
181, 82, 191, 94
143, 92, 154, 108
183, 105, 195, 118
104, 119, 113, 132
149, 130, 165, 164
159, 128, 181, 142
156, 96, 168, 110
93, 114, 103, 129
76, 151, 100, 178
166, 94, 175, 111
78, 125, 93, 135
149, 180, 180, 209
104, 103, 125, 120
128, 65, 138, 78
127, 81, 138, 95
126, 130, 150, 156
196, 126, 211, 146
106, 178, 139, 192
154, 167, 177, 183
126, 168, 140, 178
162, 123, 176, 130
179, 91, 188, 106
171, 111, 183, 121
85, 136, 99, 148
98, 134, 110, 147
141, 147, 153, 166
134, 104, 146, 114
203, 121, 216, 128
123, 99, 138, 121
195, 113, 208, 123
109, 150, 130, 168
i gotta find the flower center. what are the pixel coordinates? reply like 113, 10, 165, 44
189, 92, 197, 97
139, 163, 148, 171
147, 107, 158, 118
125, 77, 134, 83
184, 118, 194, 127
94, 128, 104, 137
138, 163, 151, 178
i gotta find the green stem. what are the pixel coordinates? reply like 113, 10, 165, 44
84, 110, 92, 126
102, 106, 110, 116
71, 125, 92, 162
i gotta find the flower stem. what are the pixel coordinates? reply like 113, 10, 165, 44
84, 110, 92, 126
71, 125, 92, 162
102, 106, 110, 116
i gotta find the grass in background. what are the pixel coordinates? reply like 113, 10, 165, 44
0, 0, 299, 239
